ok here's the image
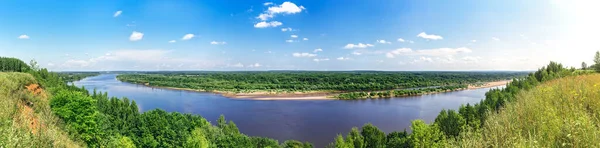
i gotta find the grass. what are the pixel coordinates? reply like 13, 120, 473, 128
0, 72, 82, 148
452, 74, 600, 147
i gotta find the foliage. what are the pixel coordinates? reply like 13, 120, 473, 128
0, 57, 31, 72
57, 72, 100, 82
50, 90, 101, 146
336, 85, 467, 100
117, 71, 525, 93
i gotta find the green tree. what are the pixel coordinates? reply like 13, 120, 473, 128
334, 134, 350, 148
582, 62, 588, 70
185, 128, 210, 148
385, 131, 409, 148
594, 51, 600, 71
281, 140, 313, 148
116, 136, 136, 148
360, 123, 385, 148
434, 109, 465, 138
409, 120, 446, 148
347, 127, 364, 148
50, 90, 101, 146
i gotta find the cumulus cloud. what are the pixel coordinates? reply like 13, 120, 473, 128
210, 41, 227, 45
352, 51, 362, 55
229, 63, 244, 68
377, 40, 391, 44
292, 52, 316, 57
417, 57, 433, 62
254, 21, 283, 28
417, 32, 443, 40
492, 37, 500, 41
113, 10, 122, 17
397, 38, 405, 42
263, 2, 273, 6
337, 57, 350, 60
462, 56, 482, 63
313, 48, 323, 53
129, 31, 143, 41
182, 34, 195, 40
386, 47, 472, 58
248, 63, 262, 68
257, 2, 305, 21
313, 58, 329, 62
471, 40, 477, 43
18, 35, 29, 39
168, 40, 176, 43
281, 27, 293, 32
344, 43, 374, 49
303, 38, 308, 41
291, 35, 298, 38
285, 40, 294, 43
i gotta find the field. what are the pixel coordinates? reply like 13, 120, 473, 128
452, 74, 600, 147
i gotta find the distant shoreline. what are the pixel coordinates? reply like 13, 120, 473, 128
122, 80, 510, 100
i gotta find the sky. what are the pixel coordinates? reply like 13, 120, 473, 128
1, 0, 599, 71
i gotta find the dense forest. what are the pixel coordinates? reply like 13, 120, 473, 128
116, 71, 525, 93
2, 52, 600, 147
336, 85, 467, 100
57, 72, 100, 82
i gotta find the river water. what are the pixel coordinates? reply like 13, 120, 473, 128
74, 74, 502, 147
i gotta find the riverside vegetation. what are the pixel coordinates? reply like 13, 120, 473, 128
2, 51, 600, 147
116, 71, 524, 99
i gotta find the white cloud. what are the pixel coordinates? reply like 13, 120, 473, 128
263, 2, 273, 6
182, 34, 195, 40
386, 48, 413, 58
292, 52, 316, 57
337, 57, 350, 60
230, 63, 244, 68
492, 37, 500, 41
313, 48, 323, 53
462, 56, 482, 63
168, 40, 176, 43
303, 38, 308, 41
281, 27, 293, 32
471, 40, 477, 43
129, 31, 143, 41
408, 40, 415, 43
291, 35, 298, 38
113, 10, 122, 17
254, 21, 283, 28
386, 47, 472, 58
397, 38, 405, 42
313, 58, 330, 62
352, 51, 362, 55
257, 2, 305, 21
417, 32, 443, 40
285, 40, 294, 43
18, 35, 29, 39
376, 40, 391, 44
344, 43, 374, 49
418, 57, 433, 62
248, 63, 262, 68
210, 41, 227, 45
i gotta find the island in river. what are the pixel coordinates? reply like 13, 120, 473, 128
116, 71, 523, 100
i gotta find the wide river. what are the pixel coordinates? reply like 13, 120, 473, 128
74, 74, 502, 147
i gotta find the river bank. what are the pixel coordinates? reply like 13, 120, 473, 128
123, 80, 510, 100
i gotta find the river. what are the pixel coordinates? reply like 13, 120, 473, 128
74, 74, 503, 147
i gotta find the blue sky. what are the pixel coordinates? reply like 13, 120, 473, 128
1, 0, 598, 71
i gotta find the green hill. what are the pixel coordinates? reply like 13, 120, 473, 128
454, 74, 600, 147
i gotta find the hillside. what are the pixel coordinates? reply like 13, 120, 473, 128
0, 72, 81, 147
453, 74, 600, 147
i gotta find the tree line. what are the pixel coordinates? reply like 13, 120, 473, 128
336, 85, 467, 100
117, 71, 525, 93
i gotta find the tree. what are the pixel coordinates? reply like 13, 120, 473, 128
385, 131, 409, 148
409, 120, 446, 148
185, 128, 210, 148
594, 51, 600, 71
116, 136, 136, 148
434, 109, 466, 138
347, 127, 364, 148
582, 62, 588, 70
361, 123, 385, 148
334, 134, 350, 148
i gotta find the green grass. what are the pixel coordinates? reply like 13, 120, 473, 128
0, 72, 82, 148
452, 74, 600, 147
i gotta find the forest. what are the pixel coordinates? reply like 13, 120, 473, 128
56, 72, 100, 82
116, 71, 525, 94
2, 51, 600, 147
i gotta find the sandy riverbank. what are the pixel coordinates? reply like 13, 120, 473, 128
467, 80, 511, 89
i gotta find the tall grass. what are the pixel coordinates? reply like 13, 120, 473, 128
453, 74, 600, 147
0, 72, 82, 148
